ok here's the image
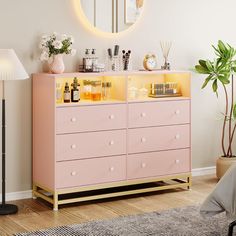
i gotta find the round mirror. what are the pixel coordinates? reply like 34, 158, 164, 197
80, 0, 144, 33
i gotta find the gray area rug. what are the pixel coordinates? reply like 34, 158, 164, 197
14, 205, 233, 236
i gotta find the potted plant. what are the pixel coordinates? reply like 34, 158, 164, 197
39, 32, 76, 74
195, 40, 236, 179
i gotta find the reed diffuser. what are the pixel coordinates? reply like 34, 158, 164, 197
160, 41, 172, 70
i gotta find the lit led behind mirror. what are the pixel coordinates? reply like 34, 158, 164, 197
79, 0, 144, 33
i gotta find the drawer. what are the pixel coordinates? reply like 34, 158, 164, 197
128, 124, 190, 154
56, 155, 126, 188
56, 104, 126, 134
56, 130, 126, 161
127, 149, 190, 180
128, 100, 190, 128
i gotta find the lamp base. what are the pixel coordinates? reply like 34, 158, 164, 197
0, 204, 18, 215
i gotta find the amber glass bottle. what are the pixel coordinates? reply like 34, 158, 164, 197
71, 77, 80, 102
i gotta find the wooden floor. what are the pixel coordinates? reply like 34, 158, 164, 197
0, 175, 217, 236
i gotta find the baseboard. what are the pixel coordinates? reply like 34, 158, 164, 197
192, 166, 216, 177
1, 167, 215, 202
0, 190, 32, 202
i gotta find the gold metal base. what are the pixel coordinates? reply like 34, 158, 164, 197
33, 173, 192, 211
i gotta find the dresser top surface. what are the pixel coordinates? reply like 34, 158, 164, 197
33, 70, 191, 78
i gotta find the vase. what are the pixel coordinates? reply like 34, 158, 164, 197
216, 156, 236, 179
49, 54, 65, 74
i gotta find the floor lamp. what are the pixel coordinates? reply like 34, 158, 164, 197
0, 49, 28, 215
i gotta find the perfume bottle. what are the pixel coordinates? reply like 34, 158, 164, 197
71, 77, 80, 102
64, 82, 70, 103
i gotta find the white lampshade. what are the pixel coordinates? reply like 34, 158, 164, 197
0, 49, 28, 80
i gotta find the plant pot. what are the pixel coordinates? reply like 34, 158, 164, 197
216, 157, 236, 179
49, 54, 65, 74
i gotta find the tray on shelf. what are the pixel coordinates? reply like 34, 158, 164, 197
148, 93, 182, 98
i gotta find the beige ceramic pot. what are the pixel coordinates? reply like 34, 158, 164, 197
216, 157, 236, 179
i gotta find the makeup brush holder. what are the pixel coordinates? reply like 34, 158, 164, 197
106, 56, 121, 72
122, 55, 132, 71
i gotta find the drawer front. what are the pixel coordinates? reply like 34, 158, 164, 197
56, 130, 126, 161
56, 155, 126, 188
129, 100, 190, 128
127, 149, 190, 180
56, 104, 126, 134
128, 124, 190, 154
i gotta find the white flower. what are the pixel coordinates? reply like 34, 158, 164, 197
41, 35, 50, 42
52, 40, 63, 49
68, 35, 74, 43
61, 34, 67, 41
39, 43, 45, 50
52, 32, 57, 37
40, 51, 49, 61
70, 49, 76, 56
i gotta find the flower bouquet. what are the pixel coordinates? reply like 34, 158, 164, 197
39, 32, 76, 73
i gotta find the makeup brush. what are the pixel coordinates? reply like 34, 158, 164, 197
114, 45, 120, 56
108, 48, 112, 59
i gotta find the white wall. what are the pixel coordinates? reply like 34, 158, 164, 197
0, 0, 235, 193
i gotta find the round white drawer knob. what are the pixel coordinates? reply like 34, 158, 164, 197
71, 171, 77, 176
141, 137, 146, 143
109, 167, 115, 172
175, 159, 180, 164
109, 114, 115, 120
109, 140, 115, 146
71, 144, 76, 149
141, 163, 146, 168
141, 112, 146, 118
71, 117, 77, 122
175, 134, 180, 140
175, 110, 180, 115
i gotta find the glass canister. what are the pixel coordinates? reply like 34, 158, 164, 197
83, 80, 92, 99
102, 82, 112, 100
138, 87, 148, 98
91, 80, 102, 101
128, 86, 138, 100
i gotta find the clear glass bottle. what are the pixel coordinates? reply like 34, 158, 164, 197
102, 82, 112, 100
56, 82, 63, 104
91, 81, 102, 101
91, 49, 98, 72
83, 80, 92, 100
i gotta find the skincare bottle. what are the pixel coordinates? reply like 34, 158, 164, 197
91, 49, 98, 71
64, 82, 70, 103
83, 49, 93, 72
71, 77, 80, 102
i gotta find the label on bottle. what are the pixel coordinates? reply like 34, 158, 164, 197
64, 92, 70, 101
73, 90, 80, 101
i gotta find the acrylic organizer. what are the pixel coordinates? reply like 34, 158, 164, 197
149, 82, 181, 98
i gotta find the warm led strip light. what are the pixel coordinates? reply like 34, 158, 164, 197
72, 0, 146, 37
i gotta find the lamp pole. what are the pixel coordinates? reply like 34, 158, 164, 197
2, 80, 5, 206
0, 80, 18, 215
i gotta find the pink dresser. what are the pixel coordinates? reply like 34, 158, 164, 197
33, 71, 191, 211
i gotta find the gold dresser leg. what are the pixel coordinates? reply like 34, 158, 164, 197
187, 176, 192, 190
32, 184, 38, 200
53, 192, 58, 211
